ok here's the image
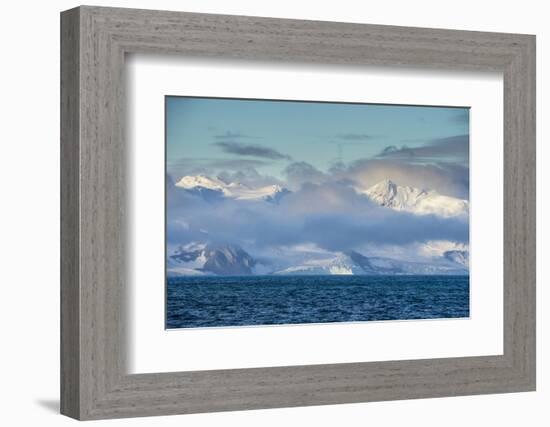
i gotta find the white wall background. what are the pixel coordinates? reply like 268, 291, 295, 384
0, 0, 546, 425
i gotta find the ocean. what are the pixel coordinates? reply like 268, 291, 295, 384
166, 275, 469, 329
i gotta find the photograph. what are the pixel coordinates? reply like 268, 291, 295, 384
165, 96, 470, 329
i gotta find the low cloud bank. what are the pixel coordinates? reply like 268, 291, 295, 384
167, 178, 469, 254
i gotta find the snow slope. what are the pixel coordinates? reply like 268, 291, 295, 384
272, 250, 468, 276
175, 175, 289, 202
363, 179, 469, 217
168, 243, 257, 276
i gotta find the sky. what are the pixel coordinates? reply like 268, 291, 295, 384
166, 96, 469, 183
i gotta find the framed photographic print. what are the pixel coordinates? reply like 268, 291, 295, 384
61, 6, 536, 420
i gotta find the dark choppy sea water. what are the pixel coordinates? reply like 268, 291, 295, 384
166, 275, 469, 329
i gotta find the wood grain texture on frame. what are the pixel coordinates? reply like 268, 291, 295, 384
60, 5, 536, 420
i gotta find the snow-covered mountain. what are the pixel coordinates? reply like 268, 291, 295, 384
363, 179, 469, 217
174, 176, 467, 216
167, 177, 470, 276
175, 175, 290, 202
168, 243, 258, 276
176, 175, 227, 192
443, 250, 469, 268
273, 250, 468, 276
168, 243, 468, 276
274, 252, 366, 275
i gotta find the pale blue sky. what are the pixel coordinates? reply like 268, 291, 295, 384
166, 96, 469, 180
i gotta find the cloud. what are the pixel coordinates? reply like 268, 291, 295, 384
335, 133, 375, 141
344, 158, 469, 199
379, 145, 399, 155
213, 131, 258, 140
284, 161, 328, 188
218, 168, 285, 188
296, 210, 468, 251
214, 141, 292, 160
167, 157, 269, 179
376, 134, 469, 163
283, 158, 468, 199
166, 180, 469, 254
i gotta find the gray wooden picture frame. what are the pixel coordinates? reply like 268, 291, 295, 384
60, 5, 536, 420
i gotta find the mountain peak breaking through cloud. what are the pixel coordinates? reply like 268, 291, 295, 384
363, 179, 469, 218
